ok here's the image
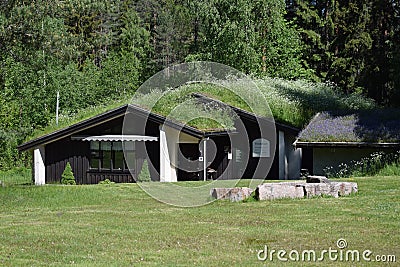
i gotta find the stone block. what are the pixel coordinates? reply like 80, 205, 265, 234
335, 182, 358, 196
303, 183, 336, 197
302, 182, 358, 198
210, 187, 253, 202
256, 183, 305, 200
211, 181, 358, 202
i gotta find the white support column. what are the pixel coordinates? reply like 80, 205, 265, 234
33, 146, 46, 185
279, 131, 288, 180
203, 138, 208, 181
159, 127, 177, 182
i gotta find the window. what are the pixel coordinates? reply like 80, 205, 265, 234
124, 142, 135, 170
113, 142, 124, 170
102, 142, 112, 169
90, 141, 135, 171
90, 141, 101, 169
252, 138, 270, 158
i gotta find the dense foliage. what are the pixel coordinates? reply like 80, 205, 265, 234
323, 150, 400, 178
61, 162, 76, 185
285, 0, 400, 105
0, 0, 399, 169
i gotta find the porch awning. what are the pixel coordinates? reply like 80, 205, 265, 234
79, 135, 158, 142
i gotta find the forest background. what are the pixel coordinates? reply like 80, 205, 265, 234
1, 0, 399, 169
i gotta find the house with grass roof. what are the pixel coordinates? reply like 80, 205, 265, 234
294, 109, 400, 175
18, 95, 302, 185
18, 76, 386, 184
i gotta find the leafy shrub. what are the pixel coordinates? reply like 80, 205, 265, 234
0, 167, 32, 186
242, 191, 258, 203
377, 162, 400, 176
61, 162, 76, 185
137, 160, 151, 182
99, 178, 114, 185
323, 150, 400, 178
0, 129, 31, 170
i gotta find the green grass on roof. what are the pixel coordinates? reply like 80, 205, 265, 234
298, 109, 400, 143
29, 98, 130, 140
132, 77, 375, 128
28, 77, 376, 141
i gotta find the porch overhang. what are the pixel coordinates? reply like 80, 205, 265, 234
72, 135, 158, 142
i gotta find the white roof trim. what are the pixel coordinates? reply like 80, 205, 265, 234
80, 135, 158, 142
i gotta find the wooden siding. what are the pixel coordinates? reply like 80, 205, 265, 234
238, 119, 278, 179
45, 138, 90, 184
44, 115, 162, 184
86, 171, 134, 184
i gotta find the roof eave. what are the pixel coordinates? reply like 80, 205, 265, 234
294, 141, 400, 148
204, 130, 234, 137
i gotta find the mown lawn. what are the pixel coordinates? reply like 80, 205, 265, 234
0, 173, 399, 266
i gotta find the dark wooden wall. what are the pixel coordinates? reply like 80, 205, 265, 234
237, 118, 278, 179
45, 137, 90, 184
86, 171, 134, 184
208, 132, 280, 180
44, 115, 161, 184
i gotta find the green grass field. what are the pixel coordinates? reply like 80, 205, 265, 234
0, 172, 399, 266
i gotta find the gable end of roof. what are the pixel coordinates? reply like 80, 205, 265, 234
18, 104, 208, 151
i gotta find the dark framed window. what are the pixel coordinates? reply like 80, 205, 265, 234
102, 142, 112, 169
113, 142, 124, 170
123, 142, 135, 170
90, 141, 135, 171
90, 141, 101, 169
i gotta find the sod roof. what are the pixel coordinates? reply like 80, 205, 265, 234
296, 109, 400, 146
26, 77, 377, 142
